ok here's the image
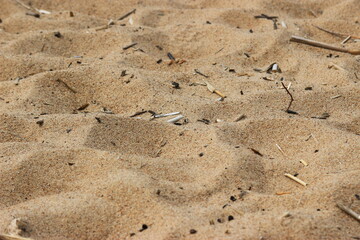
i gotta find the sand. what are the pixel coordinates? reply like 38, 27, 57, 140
0, 0, 359, 239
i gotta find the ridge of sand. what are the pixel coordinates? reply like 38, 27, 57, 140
0, 0, 359, 239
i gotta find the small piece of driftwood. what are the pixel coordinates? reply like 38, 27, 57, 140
337, 203, 360, 221
290, 36, 360, 55
284, 173, 307, 186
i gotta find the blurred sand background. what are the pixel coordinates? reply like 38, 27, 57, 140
0, 0, 359, 239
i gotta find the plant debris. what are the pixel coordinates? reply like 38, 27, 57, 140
167, 52, 175, 60
250, 148, 263, 156
56, 79, 77, 93
197, 118, 210, 124
281, 82, 294, 113
284, 173, 307, 186
194, 69, 209, 78
204, 81, 226, 98
123, 42, 137, 50
313, 25, 360, 40
130, 110, 148, 117
311, 112, 330, 119
118, 9, 136, 21
77, 103, 89, 111
337, 203, 360, 221
254, 14, 278, 30
234, 114, 246, 122
290, 36, 360, 55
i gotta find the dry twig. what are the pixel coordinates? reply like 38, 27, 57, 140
118, 9, 136, 21
337, 203, 360, 221
284, 173, 308, 186
56, 79, 76, 93
290, 36, 360, 55
281, 82, 294, 112
313, 25, 360, 40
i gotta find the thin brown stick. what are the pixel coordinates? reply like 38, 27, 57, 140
281, 82, 293, 112
122, 43, 137, 50
118, 9, 136, 21
194, 69, 209, 78
56, 79, 77, 93
341, 36, 351, 44
313, 25, 360, 40
290, 36, 360, 55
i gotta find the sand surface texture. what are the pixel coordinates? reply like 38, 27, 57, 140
0, 0, 360, 239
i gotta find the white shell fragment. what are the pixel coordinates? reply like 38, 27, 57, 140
167, 115, 184, 123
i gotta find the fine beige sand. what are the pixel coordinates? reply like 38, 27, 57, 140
0, 0, 360, 239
